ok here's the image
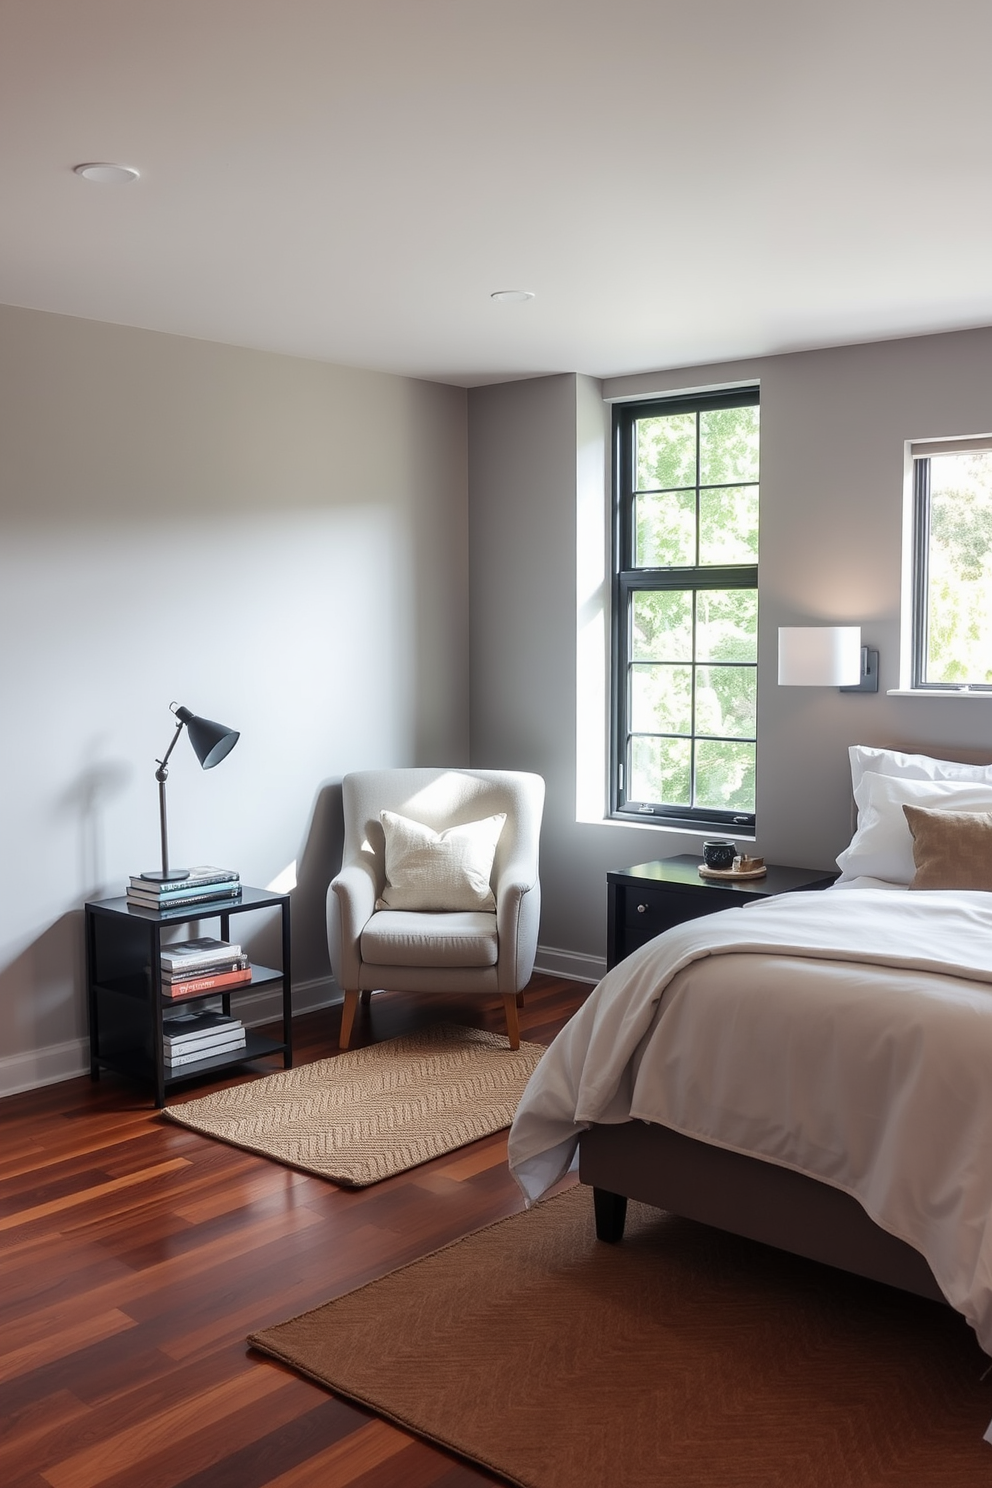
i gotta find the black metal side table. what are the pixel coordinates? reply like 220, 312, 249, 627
85, 885, 292, 1107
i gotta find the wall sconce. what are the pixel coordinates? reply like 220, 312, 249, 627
778, 627, 879, 693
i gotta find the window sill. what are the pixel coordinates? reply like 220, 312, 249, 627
604, 813, 757, 842
887, 689, 992, 700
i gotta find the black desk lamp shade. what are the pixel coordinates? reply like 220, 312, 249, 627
140, 703, 240, 882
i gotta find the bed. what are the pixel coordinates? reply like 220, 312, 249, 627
508, 745, 992, 1365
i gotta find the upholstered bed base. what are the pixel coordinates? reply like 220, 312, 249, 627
578, 1121, 946, 1303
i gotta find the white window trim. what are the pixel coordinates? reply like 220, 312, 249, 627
894, 434, 992, 697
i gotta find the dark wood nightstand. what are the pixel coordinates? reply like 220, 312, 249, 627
606, 854, 838, 969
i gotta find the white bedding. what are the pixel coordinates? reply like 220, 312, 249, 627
508, 888, 992, 1354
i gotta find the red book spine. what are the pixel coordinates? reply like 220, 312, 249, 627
162, 967, 253, 999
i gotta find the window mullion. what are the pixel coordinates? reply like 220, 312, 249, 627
912, 457, 930, 689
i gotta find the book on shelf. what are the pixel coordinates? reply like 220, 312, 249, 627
164, 1028, 246, 1059
160, 936, 243, 972
129, 866, 240, 892
162, 954, 249, 983
161, 966, 253, 999
165, 1033, 247, 1068
162, 1009, 243, 1045
163, 1018, 245, 1058
127, 884, 242, 911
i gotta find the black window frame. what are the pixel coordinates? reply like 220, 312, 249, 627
911, 444, 992, 691
610, 385, 760, 832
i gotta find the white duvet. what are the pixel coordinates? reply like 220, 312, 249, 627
508, 888, 992, 1355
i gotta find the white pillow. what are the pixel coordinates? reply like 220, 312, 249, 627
377, 809, 506, 912
836, 771, 992, 885
849, 744, 992, 799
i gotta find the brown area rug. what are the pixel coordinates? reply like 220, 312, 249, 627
164, 1024, 543, 1186
250, 1186, 992, 1487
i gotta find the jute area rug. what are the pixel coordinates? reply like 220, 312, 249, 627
250, 1186, 991, 1488
164, 1024, 543, 1186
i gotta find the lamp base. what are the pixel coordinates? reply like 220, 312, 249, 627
138, 869, 191, 883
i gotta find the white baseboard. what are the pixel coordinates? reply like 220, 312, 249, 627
533, 943, 605, 985
0, 957, 604, 1102
235, 974, 339, 1025
0, 1038, 91, 1099
0, 974, 341, 1101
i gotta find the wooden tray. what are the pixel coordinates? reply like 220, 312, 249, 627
698, 864, 767, 880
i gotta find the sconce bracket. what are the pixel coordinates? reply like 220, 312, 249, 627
840, 646, 879, 693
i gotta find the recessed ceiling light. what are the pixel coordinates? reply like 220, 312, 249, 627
73, 163, 140, 184
490, 289, 535, 304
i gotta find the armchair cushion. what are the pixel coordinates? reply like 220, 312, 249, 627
377, 809, 506, 912
361, 910, 499, 968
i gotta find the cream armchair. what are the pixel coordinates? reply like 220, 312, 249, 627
327, 768, 545, 1050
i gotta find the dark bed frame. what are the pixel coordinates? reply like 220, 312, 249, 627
579, 1122, 945, 1301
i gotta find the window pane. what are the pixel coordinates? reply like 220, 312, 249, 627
699, 485, 759, 565
634, 490, 695, 567
632, 589, 693, 661
699, 405, 760, 485
631, 664, 692, 734
695, 665, 756, 739
695, 739, 756, 812
696, 589, 758, 663
635, 412, 696, 491
925, 451, 992, 686
630, 735, 691, 806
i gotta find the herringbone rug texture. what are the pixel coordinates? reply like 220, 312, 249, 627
250, 1185, 992, 1487
164, 1023, 544, 1185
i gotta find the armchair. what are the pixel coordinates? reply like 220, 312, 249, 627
328, 768, 545, 1050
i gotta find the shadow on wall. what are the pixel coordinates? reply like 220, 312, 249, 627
0, 779, 346, 1091
241, 780, 345, 993
0, 912, 86, 1060
56, 757, 133, 901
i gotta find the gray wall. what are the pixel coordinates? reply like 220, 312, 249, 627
0, 303, 468, 1093
468, 327, 992, 976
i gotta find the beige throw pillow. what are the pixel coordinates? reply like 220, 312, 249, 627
377, 809, 506, 912
903, 804, 992, 890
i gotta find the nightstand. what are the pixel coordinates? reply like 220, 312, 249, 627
606, 854, 838, 969
85, 886, 292, 1107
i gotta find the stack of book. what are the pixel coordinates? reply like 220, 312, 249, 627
162, 1009, 247, 1069
160, 936, 252, 1001
126, 866, 242, 912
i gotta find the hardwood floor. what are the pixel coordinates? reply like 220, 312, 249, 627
0, 975, 591, 1487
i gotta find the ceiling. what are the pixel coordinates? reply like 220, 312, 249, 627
3, 0, 991, 387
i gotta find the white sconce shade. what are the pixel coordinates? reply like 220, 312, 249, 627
778, 626, 862, 686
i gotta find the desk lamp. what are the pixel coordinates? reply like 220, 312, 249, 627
139, 702, 240, 882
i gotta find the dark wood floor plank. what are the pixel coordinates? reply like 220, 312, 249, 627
0, 976, 590, 1486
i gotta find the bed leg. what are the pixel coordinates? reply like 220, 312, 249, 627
593, 1187, 628, 1243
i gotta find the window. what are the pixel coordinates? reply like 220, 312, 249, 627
911, 438, 992, 691
612, 388, 759, 831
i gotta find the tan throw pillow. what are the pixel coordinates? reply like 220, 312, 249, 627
377, 809, 506, 912
903, 804, 992, 890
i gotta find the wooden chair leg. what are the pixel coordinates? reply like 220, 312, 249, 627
502, 993, 521, 1050
515, 991, 525, 1008
339, 990, 361, 1050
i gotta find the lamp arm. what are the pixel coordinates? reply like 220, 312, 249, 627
156, 718, 186, 778
153, 718, 187, 880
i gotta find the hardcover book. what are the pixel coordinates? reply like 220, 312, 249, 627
129, 866, 240, 891
161, 967, 253, 999
161, 955, 249, 983
160, 937, 243, 971
127, 884, 241, 910
164, 1034, 247, 1068
162, 1010, 243, 1044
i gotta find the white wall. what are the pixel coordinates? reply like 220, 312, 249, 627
468, 327, 992, 977
0, 303, 468, 1093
